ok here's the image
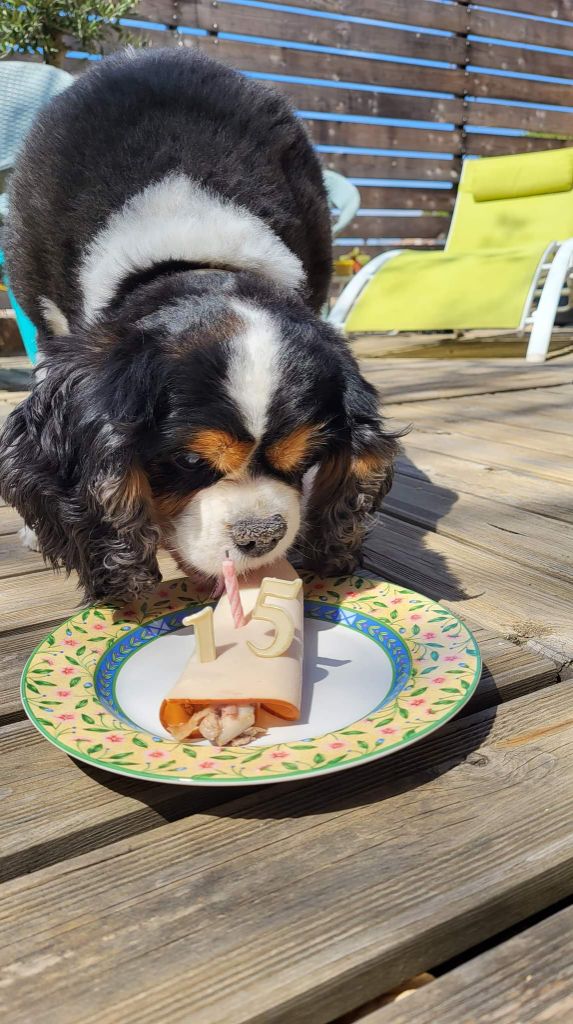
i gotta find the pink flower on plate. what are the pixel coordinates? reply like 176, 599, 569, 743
346, 590, 358, 599
158, 589, 170, 599
93, 624, 105, 631
43, 657, 55, 666
432, 676, 446, 685
105, 733, 124, 744
61, 667, 75, 676
328, 741, 346, 750
410, 613, 422, 622
56, 712, 75, 721
198, 759, 216, 770
63, 638, 78, 648
409, 698, 426, 707
390, 597, 403, 605
444, 655, 458, 663
270, 750, 289, 760
148, 750, 166, 759
381, 726, 397, 735
422, 632, 436, 640
55, 689, 72, 698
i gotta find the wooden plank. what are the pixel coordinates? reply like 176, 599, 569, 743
0, 534, 46, 581
0, 506, 22, 536
0, 551, 180, 634
466, 100, 573, 139
468, 39, 573, 83
360, 904, 573, 1024
365, 515, 573, 664
306, 118, 462, 154
0, 620, 66, 726
190, 1, 469, 64
465, 132, 570, 157
362, 356, 573, 403
463, 0, 573, 18
247, 0, 469, 34
396, 443, 573, 526
385, 470, 573, 583
334, 242, 445, 256
268, 80, 464, 125
350, 187, 456, 212
203, 36, 466, 94
400, 425, 573, 485
470, 6, 573, 51
469, 71, 573, 108
385, 387, 573, 435
321, 153, 459, 181
1, 684, 572, 1023
401, 407, 573, 458
0, 719, 239, 881
346, 215, 450, 240
131, 0, 178, 25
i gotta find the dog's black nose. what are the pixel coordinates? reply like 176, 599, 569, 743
230, 514, 287, 557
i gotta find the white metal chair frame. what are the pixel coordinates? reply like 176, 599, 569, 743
329, 239, 573, 363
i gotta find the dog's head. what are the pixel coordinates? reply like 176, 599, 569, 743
0, 275, 398, 602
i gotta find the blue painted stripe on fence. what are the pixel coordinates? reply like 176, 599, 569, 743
316, 146, 455, 162
300, 111, 456, 130
217, 31, 457, 69
213, 0, 455, 37
242, 70, 455, 100
470, 34, 573, 58
472, 3, 573, 30
349, 178, 454, 189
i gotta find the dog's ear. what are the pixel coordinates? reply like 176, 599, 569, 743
301, 354, 400, 575
0, 351, 161, 603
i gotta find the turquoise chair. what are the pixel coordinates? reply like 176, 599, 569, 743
323, 168, 361, 236
0, 62, 73, 362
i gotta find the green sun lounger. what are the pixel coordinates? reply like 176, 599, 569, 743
329, 146, 573, 362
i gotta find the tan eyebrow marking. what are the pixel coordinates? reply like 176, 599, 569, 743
189, 429, 254, 474
267, 424, 325, 473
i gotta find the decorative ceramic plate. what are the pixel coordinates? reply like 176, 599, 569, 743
21, 575, 481, 785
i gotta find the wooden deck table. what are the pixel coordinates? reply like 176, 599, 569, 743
1, 356, 572, 1023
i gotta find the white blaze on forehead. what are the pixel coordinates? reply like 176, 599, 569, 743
226, 300, 281, 441
79, 173, 305, 322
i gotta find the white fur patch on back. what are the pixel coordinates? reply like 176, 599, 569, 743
226, 300, 280, 440
79, 174, 305, 322
39, 297, 70, 336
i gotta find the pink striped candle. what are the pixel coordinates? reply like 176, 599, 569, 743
222, 550, 246, 628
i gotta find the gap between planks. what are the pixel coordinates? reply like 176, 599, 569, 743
0, 682, 572, 1024
358, 903, 573, 1024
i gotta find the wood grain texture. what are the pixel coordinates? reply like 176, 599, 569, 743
200, 35, 466, 95
1, 683, 572, 1023
364, 514, 573, 665
266, 79, 464, 125
469, 71, 573, 109
242, 0, 469, 34
191, 1, 469, 63
462, 0, 573, 17
466, 100, 573, 139
320, 153, 459, 181
307, 119, 462, 154
362, 357, 573, 403
350, 187, 456, 212
469, 6, 573, 50
346, 215, 450, 240
0, 720, 239, 881
465, 132, 570, 157
362, 904, 573, 1024
468, 39, 573, 83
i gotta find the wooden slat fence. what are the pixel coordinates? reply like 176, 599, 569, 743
15, 0, 573, 256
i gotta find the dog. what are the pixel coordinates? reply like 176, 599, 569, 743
0, 47, 398, 602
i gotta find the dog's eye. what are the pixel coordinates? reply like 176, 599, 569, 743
175, 451, 204, 470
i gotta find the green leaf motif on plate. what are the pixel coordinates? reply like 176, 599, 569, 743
132, 737, 148, 748
81, 713, 95, 724
87, 743, 103, 754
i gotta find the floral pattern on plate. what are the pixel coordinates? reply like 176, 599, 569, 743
21, 574, 481, 785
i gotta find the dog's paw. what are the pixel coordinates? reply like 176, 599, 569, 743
19, 525, 41, 552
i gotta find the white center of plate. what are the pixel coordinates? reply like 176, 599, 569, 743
114, 617, 396, 745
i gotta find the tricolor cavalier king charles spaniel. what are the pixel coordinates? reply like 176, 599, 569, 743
0, 47, 398, 602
